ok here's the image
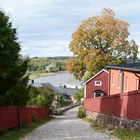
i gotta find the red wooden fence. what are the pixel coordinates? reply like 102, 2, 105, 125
0, 107, 49, 131
84, 90, 140, 121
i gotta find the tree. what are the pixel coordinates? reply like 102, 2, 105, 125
0, 10, 30, 106
69, 8, 138, 80
66, 58, 73, 73
73, 89, 84, 103
27, 86, 55, 107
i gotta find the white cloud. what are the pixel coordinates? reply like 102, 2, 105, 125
0, 0, 140, 57
21, 39, 72, 57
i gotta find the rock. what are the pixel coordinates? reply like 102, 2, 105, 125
86, 111, 140, 131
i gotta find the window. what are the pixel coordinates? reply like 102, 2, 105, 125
95, 81, 102, 86
94, 90, 103, 98
125, 76, 128, 92
136, 79, 139, 90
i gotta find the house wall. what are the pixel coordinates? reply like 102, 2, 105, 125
86, 71, 108, 98
109, 69, 120, 95
110, 69, 139, 95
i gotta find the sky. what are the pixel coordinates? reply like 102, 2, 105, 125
0, 0, 140, 57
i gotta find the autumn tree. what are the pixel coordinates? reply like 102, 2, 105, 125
69, 8, 138, 80
66, 58, 73, 72
0, 10, 30, 106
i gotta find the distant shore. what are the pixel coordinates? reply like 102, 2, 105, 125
28, 71, 67, 79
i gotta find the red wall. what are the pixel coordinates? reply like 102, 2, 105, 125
86, 71, 108, 98
0, 107, 49, 131
109, 69, 140, 95
84, 90, 140, 120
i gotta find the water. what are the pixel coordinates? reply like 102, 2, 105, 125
33, 72, 83, 87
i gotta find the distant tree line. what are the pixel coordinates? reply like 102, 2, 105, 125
28, 57, 71, 73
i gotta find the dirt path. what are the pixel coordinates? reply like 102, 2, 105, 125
21, 107, 119, 140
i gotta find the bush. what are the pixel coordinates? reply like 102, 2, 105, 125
27, 86, 55, 107
57, 95, 71, 108
73, 89, 84, 103
38, 87, 55, 106
77, 106, 86, 118
35, 95, 47, 107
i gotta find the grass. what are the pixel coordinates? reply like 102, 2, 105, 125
82, 117, 140, 140
82, 117, 107, 134
114, 128, 140, 140
0, 117, 52, 140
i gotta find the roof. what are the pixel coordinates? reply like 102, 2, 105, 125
83, 69, 109, 85
41, 82, 60, 93
55, 87, 78, 95
41, 82, 78, 95
107, 63, 140, 73
31, 83, 42, 87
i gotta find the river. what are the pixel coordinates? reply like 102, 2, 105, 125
33, 71, 83, 87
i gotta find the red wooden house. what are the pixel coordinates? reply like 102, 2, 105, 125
107, 63, 140, 95
84, 69, 109, 99
83, 63, 140, 125
83, 63, 140, 124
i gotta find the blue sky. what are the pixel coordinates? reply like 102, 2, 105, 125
0, 0, 140, 57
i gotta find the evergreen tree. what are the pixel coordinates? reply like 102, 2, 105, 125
0, 10, 30, 106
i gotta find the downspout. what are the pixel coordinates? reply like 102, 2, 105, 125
135, 73, 140, 90
122, 72, 124, 93
108, 69, 111, 95
119, 69, 124, 94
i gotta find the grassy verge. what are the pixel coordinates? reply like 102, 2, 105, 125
82, 117, 140, 140
0, 117, 52, 140
82, 118, 106, 132
114, 128, 140, 140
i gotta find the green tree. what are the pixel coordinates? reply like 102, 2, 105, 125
0, 10, 30, 106
27, 86, 55, 107
38, 87, 55, 106
73, 89, 84, 103
69, 8, 138, 80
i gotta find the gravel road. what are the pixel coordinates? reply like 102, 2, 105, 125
21, 107, 119, 140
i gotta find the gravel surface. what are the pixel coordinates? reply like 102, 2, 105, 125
21, 107, 119, 140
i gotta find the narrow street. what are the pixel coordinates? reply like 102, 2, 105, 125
21, 107, 119, 140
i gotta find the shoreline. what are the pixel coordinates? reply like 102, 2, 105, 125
28, 71, 67, 80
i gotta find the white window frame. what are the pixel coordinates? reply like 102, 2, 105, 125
95, 81, 102, 86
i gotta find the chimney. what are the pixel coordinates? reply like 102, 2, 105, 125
31, 80, 34, 84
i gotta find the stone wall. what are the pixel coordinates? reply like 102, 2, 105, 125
86, 111, 140, 131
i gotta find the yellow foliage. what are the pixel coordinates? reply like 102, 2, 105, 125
68, 8, 138, 80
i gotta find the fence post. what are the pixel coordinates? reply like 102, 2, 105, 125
17, 106, 22, 128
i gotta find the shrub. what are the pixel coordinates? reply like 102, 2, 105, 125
57, 95, 71, 108
38, 87, 55, 106
27, 86, 55, 107
73, 89, 84, 103
35, 95, 47, 107
77, 106, 86, 118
